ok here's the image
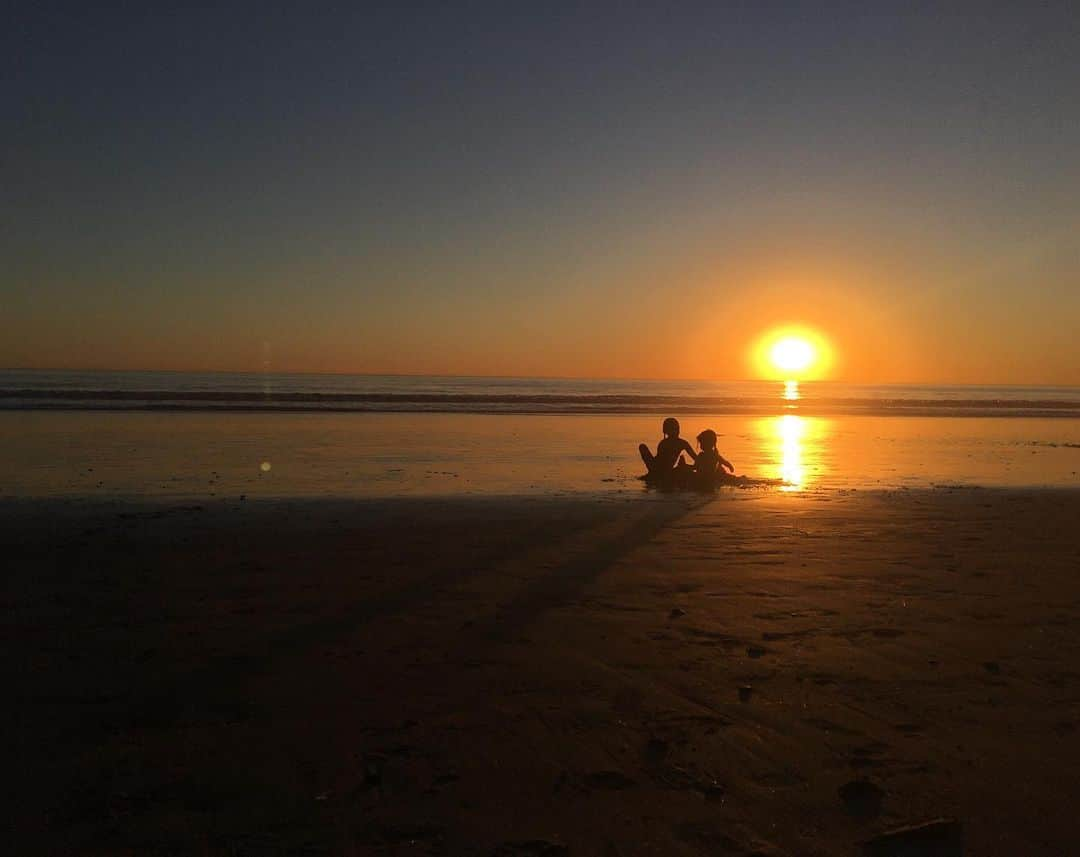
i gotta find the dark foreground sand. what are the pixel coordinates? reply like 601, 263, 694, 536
4, 489, 1080, 855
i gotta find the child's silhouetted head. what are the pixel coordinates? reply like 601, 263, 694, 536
696, 429, 718, 451
662, 417, 680, 438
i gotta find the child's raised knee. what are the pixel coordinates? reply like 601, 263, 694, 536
639, 443, 655, 469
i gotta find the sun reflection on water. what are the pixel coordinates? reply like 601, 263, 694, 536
757, 413, 827, 492
778, 415, 805, 490
783, 380, 800, 401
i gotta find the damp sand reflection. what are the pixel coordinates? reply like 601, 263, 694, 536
755, 414, 830, 492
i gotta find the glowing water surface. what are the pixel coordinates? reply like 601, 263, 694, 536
2, 409, 1078, 499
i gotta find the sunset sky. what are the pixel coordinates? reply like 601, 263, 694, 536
4, 3, 1079, 383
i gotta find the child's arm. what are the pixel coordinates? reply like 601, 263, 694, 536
718, 455, 735, 473
680, 439, 698, 460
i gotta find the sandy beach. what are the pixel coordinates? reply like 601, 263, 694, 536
3, 487, 1078, 855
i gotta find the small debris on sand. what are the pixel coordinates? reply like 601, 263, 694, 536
493, 840, 569, 857
644, 738, 668, 764
839, 780, 885, 818
862, 818, 962, 856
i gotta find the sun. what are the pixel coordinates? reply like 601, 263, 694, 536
770, 337, 815, 374
752, 326, 833, 380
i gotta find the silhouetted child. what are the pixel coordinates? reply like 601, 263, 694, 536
693, 429, 735, 484
640, 417, 696, 479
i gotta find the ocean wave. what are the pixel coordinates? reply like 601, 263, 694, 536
3, 387, 1080, 416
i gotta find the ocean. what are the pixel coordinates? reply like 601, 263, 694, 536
4, 369, 1080, 416
2, 370, 1079, 497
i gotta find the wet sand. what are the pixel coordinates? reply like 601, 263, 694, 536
4, 489, 1079, 855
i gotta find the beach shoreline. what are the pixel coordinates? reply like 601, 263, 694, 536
3, 409, 1080, 502
5, 487, 1080, 854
